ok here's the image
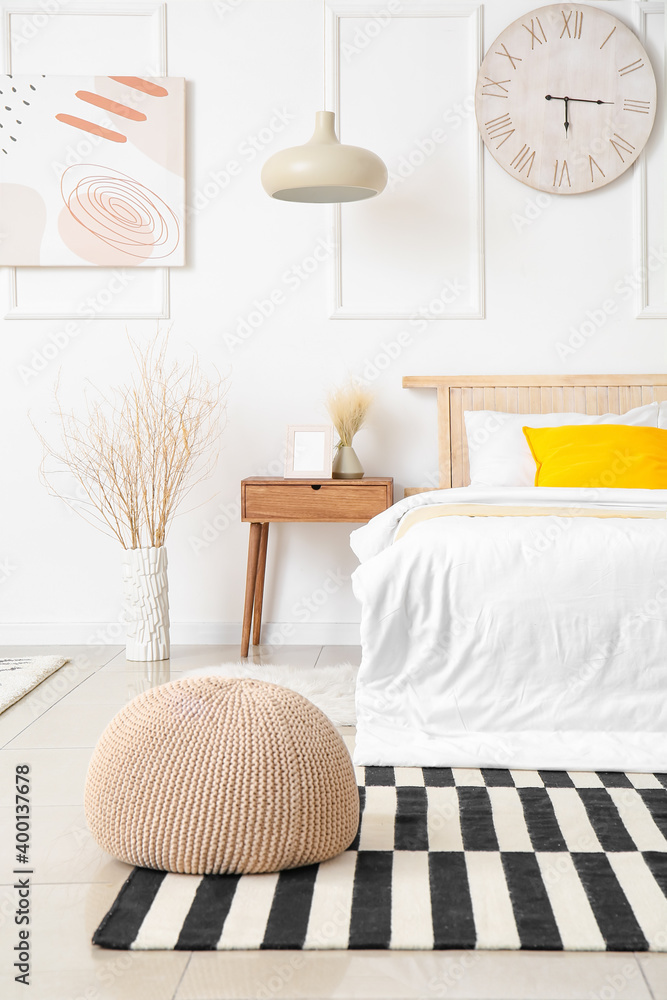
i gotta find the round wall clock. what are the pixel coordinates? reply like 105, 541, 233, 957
475, 4, 657, 194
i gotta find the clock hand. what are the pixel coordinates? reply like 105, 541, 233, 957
545, 95, 613, 136
545, 96, 614, 105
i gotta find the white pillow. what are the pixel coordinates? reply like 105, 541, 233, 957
659, 402, 667, 429
465, 402, 659, 487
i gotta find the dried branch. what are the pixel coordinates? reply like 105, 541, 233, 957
34, 332, 226, 549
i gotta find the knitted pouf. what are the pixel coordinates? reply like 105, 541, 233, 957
84, 676, 359, 875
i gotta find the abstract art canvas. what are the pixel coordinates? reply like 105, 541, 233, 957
0, 75, 185, 266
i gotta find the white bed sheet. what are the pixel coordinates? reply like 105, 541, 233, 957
350, 486, 667, 771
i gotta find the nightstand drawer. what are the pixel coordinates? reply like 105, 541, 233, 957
242, 481, 392, 522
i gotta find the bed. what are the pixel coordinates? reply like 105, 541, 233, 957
350, 375, 667, 772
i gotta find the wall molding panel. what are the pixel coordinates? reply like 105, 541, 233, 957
5, 267, 171, 320
2, 3, 167, 76
1, 2, 170, 320
636, 1, 666, 318
326, 1, 484, 320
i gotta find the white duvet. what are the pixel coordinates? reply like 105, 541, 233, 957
350, 487, 667, 771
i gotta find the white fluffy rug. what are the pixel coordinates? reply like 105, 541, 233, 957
182, 662, 358, 725
0, 656, 69, 714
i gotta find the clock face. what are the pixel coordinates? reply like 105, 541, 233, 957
475, 4, 657, 193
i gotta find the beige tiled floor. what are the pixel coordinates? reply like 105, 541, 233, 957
0, 644, 664, 1000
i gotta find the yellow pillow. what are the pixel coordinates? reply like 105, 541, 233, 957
522, 424, 667, 489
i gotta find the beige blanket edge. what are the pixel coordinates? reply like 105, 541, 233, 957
394, 503, 666, 542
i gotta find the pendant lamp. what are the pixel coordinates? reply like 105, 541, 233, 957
261, 5, 387, 203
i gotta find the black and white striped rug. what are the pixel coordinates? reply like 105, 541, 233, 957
93, 766, 667, 951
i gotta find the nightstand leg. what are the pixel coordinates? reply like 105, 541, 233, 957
241, 522, 262, 657
252, 522, 269, 646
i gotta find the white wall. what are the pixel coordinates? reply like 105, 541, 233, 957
1, 0, 665, 644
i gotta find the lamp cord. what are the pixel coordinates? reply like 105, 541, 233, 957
322, 0, 326, 110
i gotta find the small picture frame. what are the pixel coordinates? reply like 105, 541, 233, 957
285, 425, 334, 479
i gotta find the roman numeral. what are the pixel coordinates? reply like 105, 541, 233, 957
589, 155, 605, 182
623, 99, 651, 114
494, 43, 522, 70
522, 17, 547, 48
619, 59, 644, 76
600, 25, 616, 49
510, 144, 536, 177
481, 76, 511, 98
610, 132, 635, 162
485, 113, 515, 148
553, 159, 571, 188
561, 9, 584, 39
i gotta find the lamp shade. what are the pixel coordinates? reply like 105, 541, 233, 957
261, 111, 387, 203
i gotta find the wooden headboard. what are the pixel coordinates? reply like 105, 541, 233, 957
402, 375, 667, 491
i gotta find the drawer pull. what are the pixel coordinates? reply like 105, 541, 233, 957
311, 484, 322, 491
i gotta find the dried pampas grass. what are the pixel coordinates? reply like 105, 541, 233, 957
35, 332, 226, 550
325, 381, 374, 448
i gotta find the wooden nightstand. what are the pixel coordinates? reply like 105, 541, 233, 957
240, 477, 393, 657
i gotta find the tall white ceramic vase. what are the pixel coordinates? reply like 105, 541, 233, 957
121, 546, 170, 661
